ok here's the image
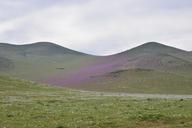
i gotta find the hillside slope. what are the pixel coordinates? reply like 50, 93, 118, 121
0, 42, 85, 56
46, 42, 192, 84
44, 42, 192, 94
0, 57, 14, 71
107, 42, 192, 73
0, 42, 192, 94
73, 42, 192, 93
0, 42, 99, 81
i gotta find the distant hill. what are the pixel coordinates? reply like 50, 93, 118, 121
108, 42, 192, 73
69, 42, 192, 94
0, 42, 98, 81
0, 41, 192, 94
0, 42, 86, 57
118, 42, 187, 55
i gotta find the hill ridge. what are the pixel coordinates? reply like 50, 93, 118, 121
0, 42, 190, 56
116, 42, 187, 56
0, 42, 87, 56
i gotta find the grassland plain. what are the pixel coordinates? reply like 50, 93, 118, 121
1, 75, 192, 128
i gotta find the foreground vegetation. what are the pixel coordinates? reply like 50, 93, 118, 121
0, 76, 192, 128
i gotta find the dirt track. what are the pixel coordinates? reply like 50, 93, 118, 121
78, 90, 192, 99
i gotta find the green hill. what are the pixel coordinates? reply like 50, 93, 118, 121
0, 42, 86, 56
0, 42, 192, 94
110, 42, 192, 73
0, 42, 99, 81
75, 42, 192, 94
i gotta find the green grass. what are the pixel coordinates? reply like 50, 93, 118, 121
0, 55, 98, 81
79, 69, 192, 94
1, 75, 192, 128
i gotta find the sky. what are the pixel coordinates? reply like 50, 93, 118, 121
0, 0, 192, 55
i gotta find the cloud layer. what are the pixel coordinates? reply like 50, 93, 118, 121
0, 0, 192, 55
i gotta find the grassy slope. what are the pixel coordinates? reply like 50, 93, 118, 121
78, 69, 192, 94
0, 57, 14, 71
3, 54, 192, 95
1, 42, 192, 95
1, 75, 192, 128
0, 55, 98, 81
0, 42, 99, 81
70, 42, 192, 94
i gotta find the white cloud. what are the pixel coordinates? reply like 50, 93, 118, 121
0, 0, 192, 55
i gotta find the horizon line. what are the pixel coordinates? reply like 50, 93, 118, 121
0, 41, 190, 56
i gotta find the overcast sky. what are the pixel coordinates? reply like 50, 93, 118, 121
0, 0, 192, 55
